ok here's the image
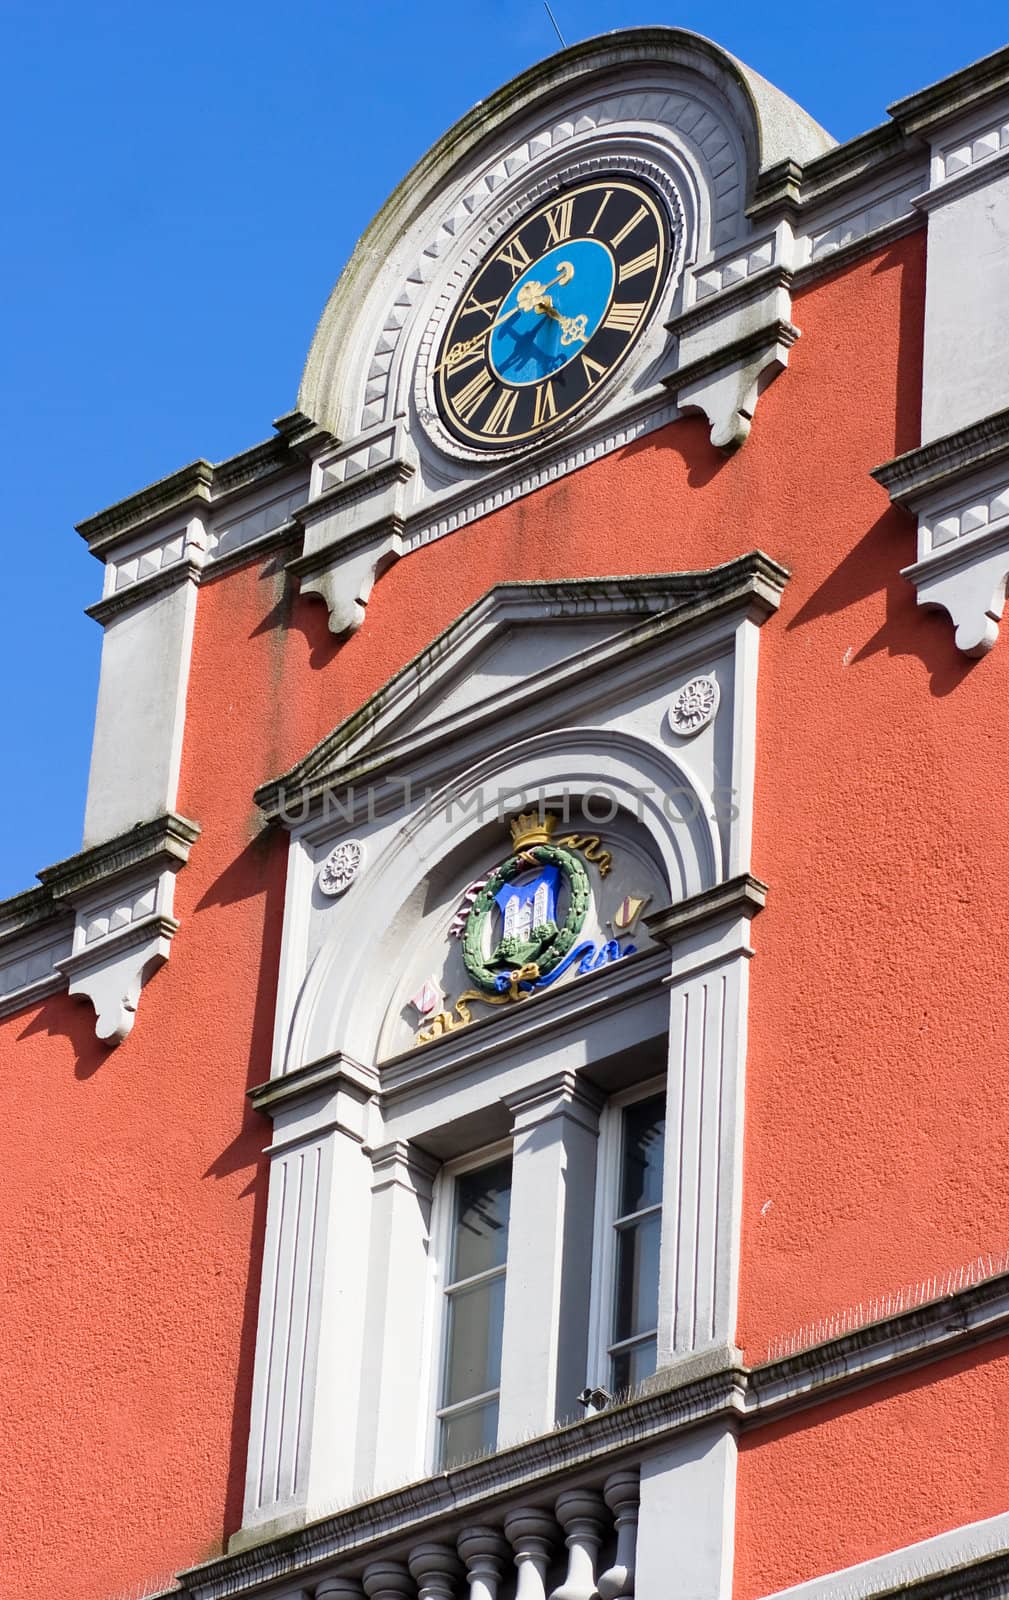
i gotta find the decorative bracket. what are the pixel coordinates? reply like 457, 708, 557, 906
38, 813, 200, 1046
873, 406, 1009, 656
289, 427, 416, 636
665, 268, 798, 451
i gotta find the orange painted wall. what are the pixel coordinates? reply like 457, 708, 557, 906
5, 227, 1009, 1598
736, 1342, 1009, 1596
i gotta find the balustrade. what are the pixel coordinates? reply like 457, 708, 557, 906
292, 1467, 640, 1600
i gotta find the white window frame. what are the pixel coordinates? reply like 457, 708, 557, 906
586, 1074, 667, 1394
426, 1137, 513, 1474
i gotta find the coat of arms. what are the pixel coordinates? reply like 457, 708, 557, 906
461, 812, 590, 994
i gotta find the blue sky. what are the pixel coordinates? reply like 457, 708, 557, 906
1, 0, 1004, 897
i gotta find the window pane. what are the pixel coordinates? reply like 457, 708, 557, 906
619, 1094, 665, 1216
442, 1275, 506, 1407
613, 1211, 660, 1343
452, 1158, 512, 1282
440, 1398, 499, 1468
611, 1336, 657, 1393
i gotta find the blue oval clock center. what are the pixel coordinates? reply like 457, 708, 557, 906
488, 238, 615, 387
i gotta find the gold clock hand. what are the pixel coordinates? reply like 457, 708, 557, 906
432, 262, 576, 377
533, 297, 590, 346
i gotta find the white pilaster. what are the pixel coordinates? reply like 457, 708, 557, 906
498, 1072, 602, 1442
240, 1066, 375, 1540
356, 1139, 439, 1491
635, 1423, 737, 1600
919, 156, 1009, 445
84, 562, 201, 847
649, 896, 756, 1362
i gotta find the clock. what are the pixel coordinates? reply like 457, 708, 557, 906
431, 175, 671, 452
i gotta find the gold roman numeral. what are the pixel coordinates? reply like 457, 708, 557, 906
610, 205, 648, 249
603, 302, 644, 333
462, 292, 502, 323
588, 189, 613, 235
497, 236, 532, 280
544, 198, 574, 245
483, 387, 519, 435
532, 381, 558, 427
580, 353, 607, 387
453, 366, 494, 423
618, 245, 658, 282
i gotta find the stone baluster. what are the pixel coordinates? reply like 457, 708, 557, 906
317, 1583, 366, 1600
504, 1507, 556, 1600
363, 1560, 415, 1600
458, 1528, 511, 1600
549, 1489, 607, 1600
597, 1468, 640, 1599
409, 1543, 464, 1600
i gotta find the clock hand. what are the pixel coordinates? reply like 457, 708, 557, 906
432, 261, 576, 377
533, 297, 589, 346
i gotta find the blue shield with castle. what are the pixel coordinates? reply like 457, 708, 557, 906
491, 863, 561, 966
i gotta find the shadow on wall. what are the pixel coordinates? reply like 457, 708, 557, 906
787, 507, 978, 698
194, 823, 288, 1545
789, 242, 979, 699
16, 988, 110, 1080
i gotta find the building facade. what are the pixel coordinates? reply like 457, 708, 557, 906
5, 25, 1009, 1600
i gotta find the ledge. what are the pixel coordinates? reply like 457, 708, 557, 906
888, 42, 1009, 137
76, 413, 331, 561
248, 1050, 378, 1117
873, 407, 1009, 505
37, 813, 200, 903
644, 874, 767, 946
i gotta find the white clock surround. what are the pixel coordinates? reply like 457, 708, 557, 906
289, 32, 832, 637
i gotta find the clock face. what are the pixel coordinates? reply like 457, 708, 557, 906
432, 176, 671, 452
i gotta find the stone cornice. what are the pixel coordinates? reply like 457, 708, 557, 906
248, 1051, 378, 1117
873, 407, 1009, 506
85, 558, 200, 627
76, 413, 331, 561
36, 813, 200, 903
888, 43, 1009, 137
644, 874, 768, 945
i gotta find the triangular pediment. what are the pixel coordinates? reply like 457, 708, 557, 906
256, 553, 787, 821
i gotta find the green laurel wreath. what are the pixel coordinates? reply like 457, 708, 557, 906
461, 844, 590, 994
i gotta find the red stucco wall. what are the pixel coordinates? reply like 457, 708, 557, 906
6, 228, 1007, 1599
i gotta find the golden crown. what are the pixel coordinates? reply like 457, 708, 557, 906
509, 811, 558, 851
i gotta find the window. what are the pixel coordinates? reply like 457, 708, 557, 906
436, 1154, 512, 1467
608, 1092, 665, 1390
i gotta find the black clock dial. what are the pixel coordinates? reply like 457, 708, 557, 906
432, 176, 671, 452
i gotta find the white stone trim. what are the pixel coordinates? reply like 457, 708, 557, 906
694, 238, 775, 299
236, 559, 780, 1535
497, 1073, 602, 1442
762, 1510, 1009, 1600
83, 564, 199, 849
637, 1422, 737, 1600
939, 116, 1009, 184
806, 182, 921, 264
875, 412, 1009, 656
659, 945, 749, 1356
0, 921, 72, 1018
242, 1061, 378, 1537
